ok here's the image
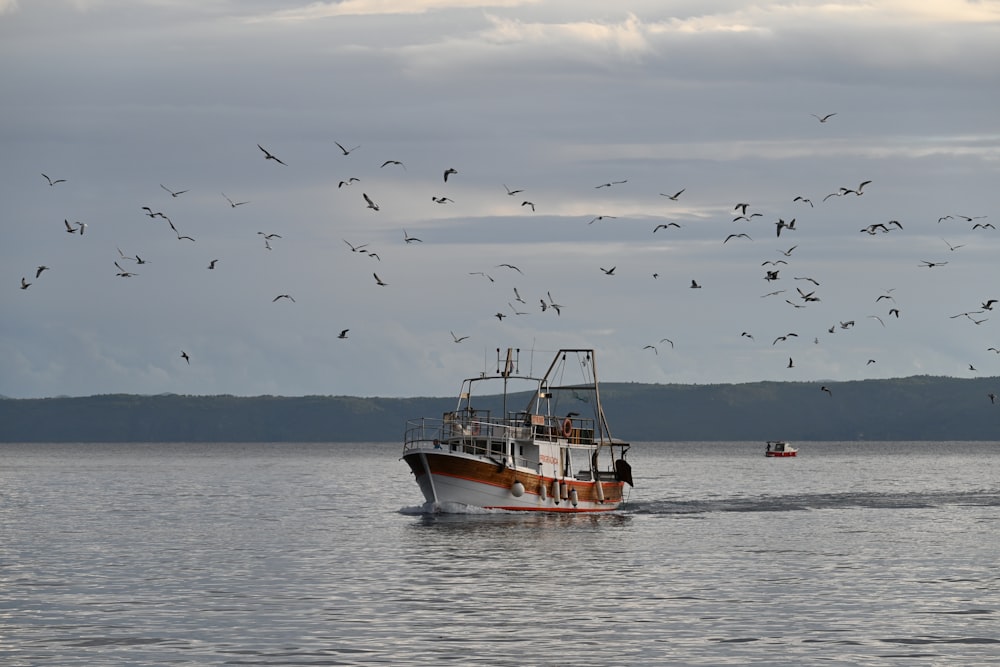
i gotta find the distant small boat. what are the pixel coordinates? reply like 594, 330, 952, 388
765, 440, 797, 457
401, 348, 633, 512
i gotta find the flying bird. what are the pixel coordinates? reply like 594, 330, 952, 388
690, 280, 702, 289
223, 193, 248, 207
643, 345, 658, 355
380, 160, 404, 169
821, 386, 832, 396
257, 144, 287, 165
811, 112, 837, 123
724, 233, 752, 243
35, 265, 49, 278
451, 331, 469, 343
20, 277, 31, 290
793, 196, 814, 207
431, 196, 454, 204
503, 184, 523, 196
338, 329, 349, 339
588, 215, 617, 225
272, 294, 296, 303
403, 230, 422, 244
363, 193, 379, 211
594, 180, 627, 188
787, 357, 794, 368
180, 351, 190, 364
653, 223, 681, 232
338, 178, 360, 188
600, 266, 616, 275
335, 141, 360, 155
521, 201, 535, 211
660, 189, 685, 200
207, 259, 218, 270
344, 240, 369, 253
373, 273, 387, 286
160, 184, 188, 198
496, 263, 522, 274
443, 168, 458, 182
42, 173, 66, 186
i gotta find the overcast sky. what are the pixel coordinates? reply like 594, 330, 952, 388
3, 0, 1000, 400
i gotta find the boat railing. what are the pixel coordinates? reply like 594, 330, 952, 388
402, 411, 600, 455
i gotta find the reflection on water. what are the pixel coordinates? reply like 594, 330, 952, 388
1, 441, 998, 666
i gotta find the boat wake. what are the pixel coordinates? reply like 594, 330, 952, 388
631, 488, 1000, 515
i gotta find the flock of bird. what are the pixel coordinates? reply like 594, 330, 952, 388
14, 111, 1000, 401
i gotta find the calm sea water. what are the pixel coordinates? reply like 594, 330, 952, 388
2, 441, 999, 666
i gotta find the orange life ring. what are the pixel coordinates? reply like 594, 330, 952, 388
562, 417, 573, 438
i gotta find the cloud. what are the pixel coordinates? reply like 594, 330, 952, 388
249, 0, 535, 22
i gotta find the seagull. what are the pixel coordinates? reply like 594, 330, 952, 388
403, 230, 422, 244
734, 203, 750, 215
20, 277, 31, 289
380, 160, 404, 169
207, 259, 218, 270
600, 266, 616, 275
443, 168, 458, 182
775, 218, 795, 237
63, 219, 77, 234
773, 333, 799, 345
660, 338, 674, 349
338, 329, 349, 339
690, 280, 702, 289
373, 273, 387, 286
257, 232, 282, 240
942, 238, 966, 251
588, 215, 617, 225
450, 331, 469, 343
223, 193, 248, 207
973, 222, 996, 230
257, 143, 287, 165
75, 221, 87, 235
793, 196, 814, 207
363, 193, 379, 211
741, 332, 754, 340
869, 315, 885, 327
660, 189, 685, 200
513, 287, 526, 304
653, 223, 681, 232
508, 302, 529, 315
495, 312, 506, 321
982, 300, 998, 311
42, 173, 66, 186
867, 359, 877, 365
919, 260, 948, 268
779, 246, 798, 257
469, 272, 494, 282
496, 263, 522, 274
503, 184, 523, 196
724, 233, 752, 243
821, 386, 832, 396
811, 113, 837, 123
338, 178, 360, 188
35, 265, 49, 278
521, 201, 535, 212
180, 351, 190, 364
272, 294, 296, 303
431, 196, 454, 204
643, 345, 658, 355
114, 261, 137, 277
335, 141, 360, 155
344, 240, 369, 253
787, 357, 794, 368
160, 184, 188, 198
595, 180, 627, 188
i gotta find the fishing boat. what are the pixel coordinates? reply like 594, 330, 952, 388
401, 348, 633, 512
765, 440, 798, 457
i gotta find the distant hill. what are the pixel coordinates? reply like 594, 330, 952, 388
1, 375, 998, 442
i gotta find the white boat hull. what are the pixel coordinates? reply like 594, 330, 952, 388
403, 449, 625, 513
